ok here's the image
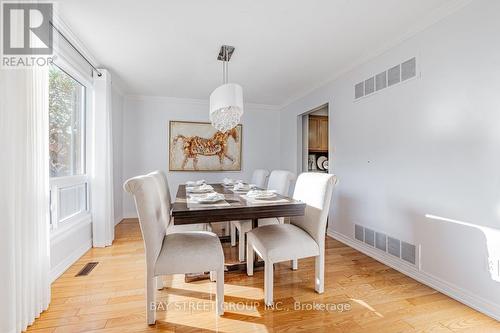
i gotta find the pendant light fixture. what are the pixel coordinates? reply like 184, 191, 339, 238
209, 45, 244, 133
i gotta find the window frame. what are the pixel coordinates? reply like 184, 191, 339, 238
49, 57, 94, 234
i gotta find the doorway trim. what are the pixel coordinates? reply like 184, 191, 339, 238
296, 103, 330, 174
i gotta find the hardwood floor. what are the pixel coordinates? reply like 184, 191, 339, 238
28, 219, 499, 332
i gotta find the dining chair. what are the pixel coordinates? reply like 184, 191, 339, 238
148, 171, 211, 234
231, 170, 295, 262
148, 171, 215, 284
246, 172, 337, 306
251, 169, 270, 188
124, 174, 224, 324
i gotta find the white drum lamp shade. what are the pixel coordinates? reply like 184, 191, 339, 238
209, 83, 244, 133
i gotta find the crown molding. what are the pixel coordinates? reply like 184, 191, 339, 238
278, 0, 475, 110
125, 94, 280, 111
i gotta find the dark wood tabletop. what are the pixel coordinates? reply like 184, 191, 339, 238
172, 184, 305, 225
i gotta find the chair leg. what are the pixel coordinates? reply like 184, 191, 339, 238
146, 275, 156, 325
156, 276, 163, 290
246, 240, 254, 276
264, 260, 274, 306
238, 229, 246, 262
315, 254, 324, 294
292, 259, 298, 270
215, 267, 224, 316
230, 222, 236, 246
239, 222, 253, 262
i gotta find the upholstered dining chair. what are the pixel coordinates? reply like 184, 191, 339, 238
231, 170, 295, 262
246, 172, 337, 306
251, 169, 270, 188
148, 171, 215, 285
148, 171, 211, 234
124, 174, 224, 324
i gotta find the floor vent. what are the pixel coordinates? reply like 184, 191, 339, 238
354, 224, 417, 266
76, 262, 98, 277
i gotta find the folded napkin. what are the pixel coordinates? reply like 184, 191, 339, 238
234, 182, 250, 191
186, 184, 213, 193
186, 180, 206, 187
189, 192, 225, 203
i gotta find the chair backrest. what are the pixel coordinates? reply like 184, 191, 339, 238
123, 175, 165, 268
251, 169, 269, 188
267, 170, 295, 196
148, 170, 172, 230
290, 173, 337, 250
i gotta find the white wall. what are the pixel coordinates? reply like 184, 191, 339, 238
112, 86, 124, 224
280, 0, 500, 319
122, 96, 281, 217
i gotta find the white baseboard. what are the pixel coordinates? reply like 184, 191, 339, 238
114, 216, 123, 225
50, 238, 92, 283
327, 230, 500, 321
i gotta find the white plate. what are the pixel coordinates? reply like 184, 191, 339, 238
322, 159, 329, 171
252, 194, 277, 200
247, 190, 277, 199
317, 156, 327, 170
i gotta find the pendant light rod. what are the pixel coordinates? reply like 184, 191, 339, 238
218, 45, 234, 84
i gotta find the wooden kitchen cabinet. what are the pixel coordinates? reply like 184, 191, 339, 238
308, 115, 328, 152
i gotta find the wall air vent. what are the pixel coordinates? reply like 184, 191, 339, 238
388, 237, 401, 258
401, 241, 416, 264
375, 232, 387, 252
353, 225, 417, 266
355, 224, 364, 242
354, 57, 417, 100
364, 228, 375, 246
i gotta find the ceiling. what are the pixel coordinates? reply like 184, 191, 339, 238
58, 0, 459, 106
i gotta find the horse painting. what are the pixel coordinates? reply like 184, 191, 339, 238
169, 122, 241, 171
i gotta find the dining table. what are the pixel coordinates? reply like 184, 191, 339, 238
171, 183, 306, 273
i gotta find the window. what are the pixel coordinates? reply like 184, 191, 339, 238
49, 65, 85, 177
49, 64, 89, 229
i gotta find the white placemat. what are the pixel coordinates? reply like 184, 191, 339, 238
186, 196, 231, 209
240, 195, 289, 205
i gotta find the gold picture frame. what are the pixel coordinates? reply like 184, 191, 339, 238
169, 121, 242, 171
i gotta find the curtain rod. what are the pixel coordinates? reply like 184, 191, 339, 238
49, 21, 103, 77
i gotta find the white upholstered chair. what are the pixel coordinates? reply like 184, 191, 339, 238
124, 174, 224, 324
148, 171, 211, 234
148, 171, 215, 284
231, 170, 295, 262
250, 169, 270, 188
246, 173, 337, 306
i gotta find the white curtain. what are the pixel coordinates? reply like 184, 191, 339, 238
0, 67, 51, 333
91, 69, 115, 247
